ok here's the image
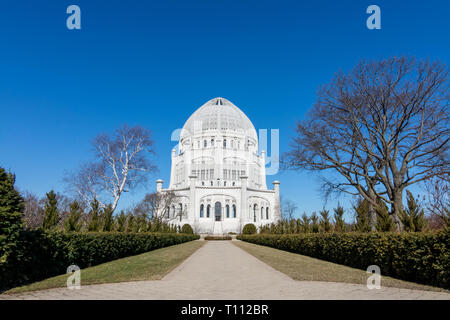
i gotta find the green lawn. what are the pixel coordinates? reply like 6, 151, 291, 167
5, 240, 204, 294
233, 240, 447, 292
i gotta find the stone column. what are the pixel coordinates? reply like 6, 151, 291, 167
260, 150, 267, 189
169, 148, 176, 188
272, 180, 281, 222
155, 179, 163, 219
185, 146, 192, 186
156, 179, 163, 192
239, 175, 248, 232
189, 175, 197, 228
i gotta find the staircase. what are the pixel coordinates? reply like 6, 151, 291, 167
212, 221, 223, 235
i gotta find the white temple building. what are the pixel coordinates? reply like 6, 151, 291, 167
156, 97, 281, 234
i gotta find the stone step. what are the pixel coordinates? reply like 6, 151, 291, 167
213, 221, 223, 235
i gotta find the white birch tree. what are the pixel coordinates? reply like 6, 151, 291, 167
66, 125, 155, 213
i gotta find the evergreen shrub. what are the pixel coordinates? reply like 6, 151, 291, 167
0, 231, 199, 292
204, 235, 231, 240
237, 231, 450, 289
181, 224, 194, 234
242, 224, 257, 235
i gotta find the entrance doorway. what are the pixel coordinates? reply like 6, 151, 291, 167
214, 202, 222, 221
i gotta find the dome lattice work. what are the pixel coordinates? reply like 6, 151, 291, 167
180, 97, 257, 141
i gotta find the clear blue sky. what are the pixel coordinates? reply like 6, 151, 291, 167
0, 0, 449, 222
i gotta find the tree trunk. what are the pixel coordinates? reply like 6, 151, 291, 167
367, 188, 377, 231
111, 195, 120, 213
391, 191, 404, 232
368, 204, 376, 231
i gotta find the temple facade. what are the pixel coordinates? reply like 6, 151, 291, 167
156, 97, 281, 234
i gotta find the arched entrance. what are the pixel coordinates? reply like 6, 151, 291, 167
214, 202, 222, 221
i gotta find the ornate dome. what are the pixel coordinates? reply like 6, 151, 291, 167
180, 97, 257, 141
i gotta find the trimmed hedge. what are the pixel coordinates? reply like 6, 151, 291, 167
242, 223, 257, 235
237, 231, 450, 289
0, 231, 199, 292
181, 224, 194, 234
204, 235, 232, 240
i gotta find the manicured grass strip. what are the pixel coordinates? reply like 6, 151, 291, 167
5, 240, 204, 294
1, 231, 200, 292
233, 240, 447, 292
237, 232, 449, 289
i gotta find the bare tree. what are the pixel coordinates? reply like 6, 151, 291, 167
55, 192, 76, 229
22, 191, 44, 229
66, 125, 156, 213
133, 190, 179, 222
282, 198, 298, 220
423, 169, 449, 227
285, 57, 449, 231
